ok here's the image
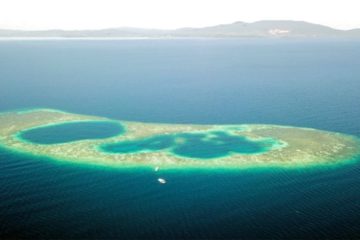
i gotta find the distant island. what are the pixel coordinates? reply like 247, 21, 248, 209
1, 20, 360, 39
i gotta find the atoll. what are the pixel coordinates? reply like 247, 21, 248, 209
0, 109, 359, 169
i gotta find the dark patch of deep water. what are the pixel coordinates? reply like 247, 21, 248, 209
101, 131, 276, 158
19, 121, 123, 144
1, 146, 360, 239
1, 39, 360, 239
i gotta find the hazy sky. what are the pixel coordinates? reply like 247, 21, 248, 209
0, 0, 359, 30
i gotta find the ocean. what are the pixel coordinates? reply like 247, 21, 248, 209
0, 39, 360, 239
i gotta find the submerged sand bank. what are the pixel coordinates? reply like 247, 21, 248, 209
0, 109, 359, 169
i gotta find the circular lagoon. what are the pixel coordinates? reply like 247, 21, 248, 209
18, 121, 124, 144
101, 131, 278, 159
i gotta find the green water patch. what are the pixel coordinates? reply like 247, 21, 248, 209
18, 121, 124, 144
101, 131, 278, 159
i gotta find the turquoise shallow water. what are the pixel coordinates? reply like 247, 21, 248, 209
101, 131, 276, 158
19, 121, 124, 144
0, 39, 360, 239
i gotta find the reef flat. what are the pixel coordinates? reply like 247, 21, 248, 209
0, 109, 359, 169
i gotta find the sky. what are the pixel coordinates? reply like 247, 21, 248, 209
0, 0, 359, 30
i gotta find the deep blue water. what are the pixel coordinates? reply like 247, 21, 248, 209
19, 121, 123, 144
101, 131, 276, 158
0, 39, 360, 239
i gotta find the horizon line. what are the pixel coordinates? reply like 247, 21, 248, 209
1, 20, 360, 32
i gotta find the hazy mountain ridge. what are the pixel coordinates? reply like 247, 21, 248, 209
1, 20, 359, 38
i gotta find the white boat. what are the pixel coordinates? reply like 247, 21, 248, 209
158, 178, 166, 184
154, 166, 160, 172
